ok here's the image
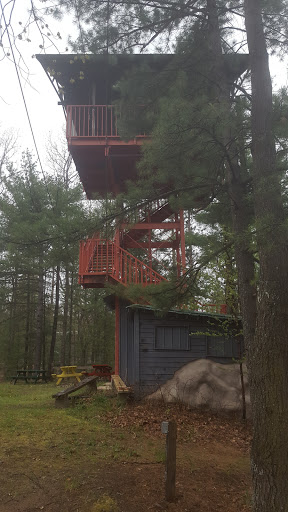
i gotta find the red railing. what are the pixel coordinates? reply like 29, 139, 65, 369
79, 239, 166, 286
66, 105, 147, 139
127, 199, 171, 224
185, 302, 227, 315
79, 239, 227, 314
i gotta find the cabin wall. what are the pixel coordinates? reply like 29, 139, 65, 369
119, 307, 241, 394
138, 311, 195, 394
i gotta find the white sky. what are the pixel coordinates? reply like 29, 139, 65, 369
0, 0, 71, 165
0, 1, 288, 169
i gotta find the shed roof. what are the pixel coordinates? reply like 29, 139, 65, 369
126, 303, 240, 321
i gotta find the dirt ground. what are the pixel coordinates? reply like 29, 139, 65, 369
0, 384, 252, 512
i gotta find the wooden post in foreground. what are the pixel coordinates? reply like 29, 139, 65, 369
161, 420, 177, 501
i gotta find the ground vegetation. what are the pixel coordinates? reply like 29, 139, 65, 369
0, 383, 251, 512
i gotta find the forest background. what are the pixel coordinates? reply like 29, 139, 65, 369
0, 135, 115, 375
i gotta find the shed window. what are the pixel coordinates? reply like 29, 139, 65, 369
155, 326, 189, 350
207, 336, 233, 358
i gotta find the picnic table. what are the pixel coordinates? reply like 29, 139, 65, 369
82, 364, 114, 381
52, 366, 83, 386
11, 369, 48, 384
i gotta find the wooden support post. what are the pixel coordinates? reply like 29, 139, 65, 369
115, 296, 120, 375
161, 420, 177, 501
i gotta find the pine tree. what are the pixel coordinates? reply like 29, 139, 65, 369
243, 2, 288, 509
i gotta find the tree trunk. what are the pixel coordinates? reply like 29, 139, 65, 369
207, 0, 257, 426
227, 159, 257, 355
48, 265, 60, 375
8, 274, 17, 370
206, 0, 222, 57
223, 246, 238, 316
244, 1, 288, 510
42, 272, 47, 369
186, 211, 193, 267
67, 271, 74, 364
34, 257, 44, 369
60, 268, 69, 365
206, 0, 257, 384
23, 274, 31, 369
34, 264, 44, 369
229, 101, 257, 358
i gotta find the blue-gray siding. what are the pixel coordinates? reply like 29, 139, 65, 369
119, 306, 242, 393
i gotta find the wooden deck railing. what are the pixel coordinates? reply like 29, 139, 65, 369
66, 105, 147, 139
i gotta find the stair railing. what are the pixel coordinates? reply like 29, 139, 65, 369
123, 199, 171, 225
116, 245, 166, 285
79, 240, 227, 313
79, 239, 166, 286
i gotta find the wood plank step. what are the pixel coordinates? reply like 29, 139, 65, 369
111, 375, 132, 394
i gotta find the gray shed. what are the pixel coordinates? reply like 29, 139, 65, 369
118, 303, 242, 394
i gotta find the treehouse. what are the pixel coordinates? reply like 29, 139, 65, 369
37, 53, 248, 197
37, 54, 174, 198
37, 52, 248, 285
37, 52, 248, 384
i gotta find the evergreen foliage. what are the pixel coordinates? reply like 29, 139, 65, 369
0, 148, 115, 375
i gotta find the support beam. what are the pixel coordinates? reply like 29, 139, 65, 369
115, 296, 120, 375
124, 241, 177, 249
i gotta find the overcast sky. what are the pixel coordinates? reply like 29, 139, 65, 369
0, 1, 71, 166
0, 1, 288, 170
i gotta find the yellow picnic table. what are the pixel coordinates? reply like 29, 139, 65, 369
53, 366, 83, 386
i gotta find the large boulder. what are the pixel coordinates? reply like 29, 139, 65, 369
148, 359, 250, 414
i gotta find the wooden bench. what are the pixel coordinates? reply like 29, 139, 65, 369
52, 375, 98, 408
111, 375, 132, 401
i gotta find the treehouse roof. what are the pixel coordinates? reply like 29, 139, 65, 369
36, 53, 249, 105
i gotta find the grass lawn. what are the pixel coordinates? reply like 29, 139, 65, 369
0, 381, 251, 512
